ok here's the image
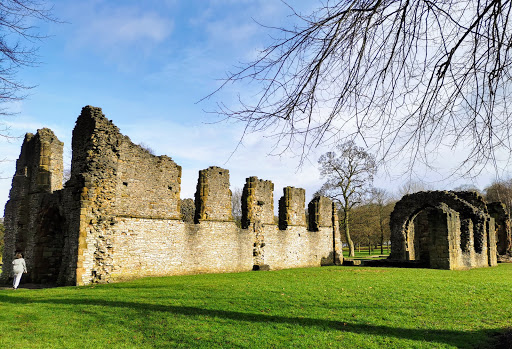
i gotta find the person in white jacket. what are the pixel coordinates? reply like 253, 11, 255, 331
12, 252, 27, 290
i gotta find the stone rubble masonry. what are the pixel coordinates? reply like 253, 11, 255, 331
1, 105, 342, 286
195, 166, 232, 223
2, 128, 64, 284
241, 177, 275, 269
308, 196, 333, 231
331, 202, 343, 265
180, 198, 195, 223
279, 187, 306, 230
242, 176, 274, 228
487, 202, 512, 256
389, 190, 501, 270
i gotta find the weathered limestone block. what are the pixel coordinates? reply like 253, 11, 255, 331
116, 149, 182, 219
308, 196, 332, 231
194, 166, 233, 222
332, 202, 343, 265
278, 186, 306, 230
242, 176, 274, 228
487, 202, 512, 255
181, 198, 195, 223
241, 176, 275, 270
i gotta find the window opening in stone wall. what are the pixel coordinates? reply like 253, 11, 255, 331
33, 206, 65, 284
63, 147, 71, 185
474, 224, 484, 253
460, 219, 472, 253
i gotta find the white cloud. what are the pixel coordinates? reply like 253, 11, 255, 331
83, 11, 172, 46
64, 2, 174, 65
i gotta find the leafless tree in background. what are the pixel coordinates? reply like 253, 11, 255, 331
370, 188, 394, 255
208, 0, 512, 176
485, 178, 512, 216
452, 183, 482, 194
397, 180, 432, 198
0, 0, 54, 136
316, 141, 376, 257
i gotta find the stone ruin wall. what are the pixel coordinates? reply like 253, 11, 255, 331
242, 177, 274, 268
195, 166, 232, 223
1, 106, 342, 286
389, 191, 499, 270
487, 202, 512, 256
2, 129, 66, 284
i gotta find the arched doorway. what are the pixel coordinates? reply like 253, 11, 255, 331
389, 191, 497, 269
404, 206, 453, 269
33, 205, 65, 284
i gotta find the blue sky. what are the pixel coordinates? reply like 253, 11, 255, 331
0, 0, 504, 213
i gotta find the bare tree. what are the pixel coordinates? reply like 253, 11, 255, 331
317, 141, 376, 257
208, 0, 512, 175
452, 184, 482, 195
370, 188, 394, 255
350, 202, 379, 254
485, 179, 512, 216
0, 0, 55, 132
397, 180, 431, 198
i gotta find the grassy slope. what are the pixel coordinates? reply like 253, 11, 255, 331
0, 264, 511, 348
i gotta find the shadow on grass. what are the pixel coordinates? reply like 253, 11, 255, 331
0, 294, 505, 348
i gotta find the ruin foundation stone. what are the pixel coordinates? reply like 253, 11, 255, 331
1, 106, 343, 286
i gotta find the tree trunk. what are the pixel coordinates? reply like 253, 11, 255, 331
344, 210, 355, 257
380, 225, 384, 255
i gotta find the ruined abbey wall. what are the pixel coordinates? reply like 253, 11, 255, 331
2, 129, 65, 284
1, 106, 342, 286
389, 191, 498, 270
487, 202, 512, 256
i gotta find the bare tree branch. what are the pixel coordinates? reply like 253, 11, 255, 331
0, 0, 55, 122
206, 0, 512, 177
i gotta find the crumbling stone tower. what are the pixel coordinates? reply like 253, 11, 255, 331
308, 196, 343, 265
195, 166, 233, 223
2, 129, 64, 283
242, 177, 275, 269
69, 106, 183, 284
279, 186, 306, 230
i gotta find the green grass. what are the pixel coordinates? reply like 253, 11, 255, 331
343, 248, 390, 259
1, 264, 511, 348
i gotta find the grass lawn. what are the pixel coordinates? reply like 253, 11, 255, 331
0, 264, 511, 348
343, 248, 390, 259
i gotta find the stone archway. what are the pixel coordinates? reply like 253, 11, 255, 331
404, 207, 437, 265
401, 204, 459, 269
389, 191, 497, 269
